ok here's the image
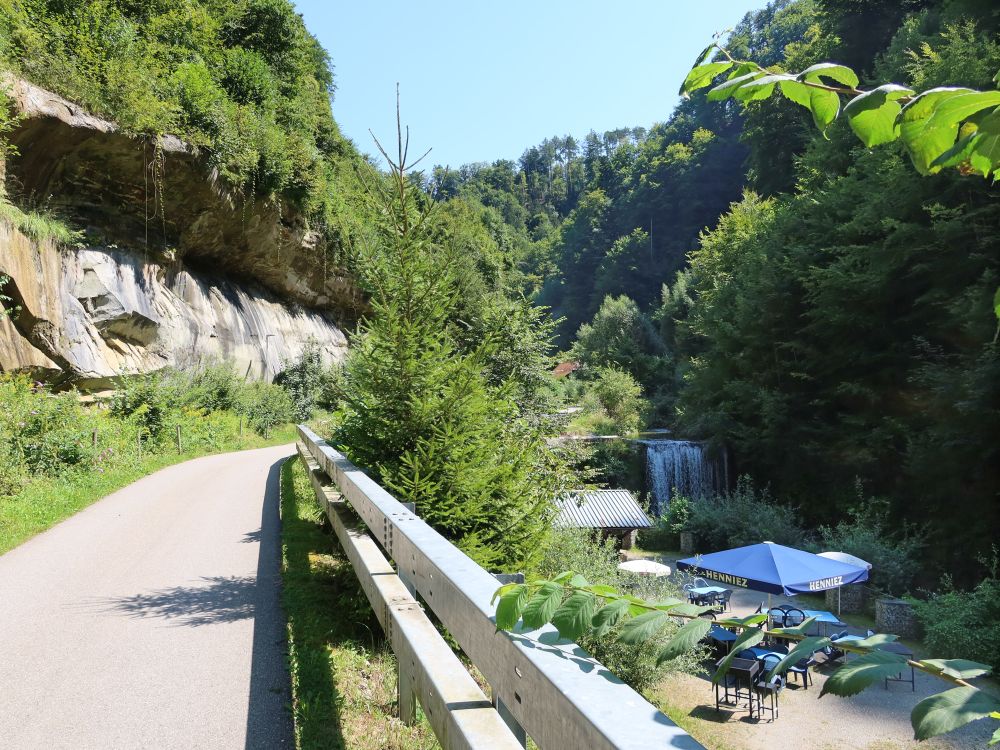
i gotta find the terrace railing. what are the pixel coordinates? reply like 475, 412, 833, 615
297, 425, 702, 750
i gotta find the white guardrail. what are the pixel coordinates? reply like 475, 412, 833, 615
296, 425, 703, 750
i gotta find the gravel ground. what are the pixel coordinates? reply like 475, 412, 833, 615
641, 553, 996, 750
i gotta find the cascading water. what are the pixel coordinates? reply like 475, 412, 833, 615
642, 440, 727, 516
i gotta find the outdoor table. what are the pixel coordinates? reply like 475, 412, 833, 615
688, 585, 727, 605
708, 625, 737, 653
715, 657, 760, 719
830, 633, 863, 662
879, 642, 916, 691
746, 646, 785, 661
800, 609, 846, 635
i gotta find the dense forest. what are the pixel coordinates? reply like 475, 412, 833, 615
425, 0, 1000, 578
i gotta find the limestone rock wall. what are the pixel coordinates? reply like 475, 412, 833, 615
0, 222, 347, 388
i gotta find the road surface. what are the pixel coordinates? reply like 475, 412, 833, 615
0, 444, 296, 749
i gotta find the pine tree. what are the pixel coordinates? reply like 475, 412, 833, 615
335, 102, 560, 569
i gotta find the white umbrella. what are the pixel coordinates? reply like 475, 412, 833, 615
817, 551, 872, 615
617, 560, 672, 577
817, 551, 872, 569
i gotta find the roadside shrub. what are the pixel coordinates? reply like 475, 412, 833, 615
535, 526, 620, 583
637, 492, 690, 551
0, 376, 92, 475
109, 373, 176, 441
686, 476, 805, 551
184, 361, 245, 413
813, 496, 923, 596
238, 381, 294, 436
533, 527, 704, 689
275, 340, 329, 422
912, 557, 1000, 671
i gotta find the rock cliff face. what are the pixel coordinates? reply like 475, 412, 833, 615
0, 78, 356, 388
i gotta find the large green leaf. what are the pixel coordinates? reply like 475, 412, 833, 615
770, 616, 817, 637
994, 286, 1000, 322
550, 590, 597, 641
821, 650, 908, 697
657, 618, 713, 664
897, 87, 974, 173
911, 687, 1000, 741
765, 636, 831, 680
712, 627, 766, 685
991, 713, 1000, 745
926, 90, 1000, 130
849, 633, 899, 649
590, 597, 631, 638
552, 591, 597, 641
779, 80, 840, 132
492, 582, 517, 604
495, 584, 529, 630
520, 582, 564, 631
585, 584, 621, 598
706, 71, 766, 102
680, 62, 734, 97
798, 62, 859, 88
919, 659, 993, 680
933, 108, 1000, 177
664, 602, 714, 618
717, 613, 768, 629
619, 610, 668, 645
844, 84, 914, 147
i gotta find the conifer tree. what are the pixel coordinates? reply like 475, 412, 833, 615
335, 100, 560, 569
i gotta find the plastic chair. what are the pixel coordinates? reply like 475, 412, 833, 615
714, 589, 733, 612
788, 655, 817, 688
767, 607, 787, 628
783, 608, 806, 627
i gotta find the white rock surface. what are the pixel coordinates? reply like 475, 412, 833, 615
0, 222, 347, 388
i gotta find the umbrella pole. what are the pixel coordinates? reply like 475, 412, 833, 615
838, 586, 842, 617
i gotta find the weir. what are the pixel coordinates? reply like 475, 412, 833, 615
642, 439, 727, 515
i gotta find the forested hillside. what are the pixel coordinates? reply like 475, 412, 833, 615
430, 0, 1000, 577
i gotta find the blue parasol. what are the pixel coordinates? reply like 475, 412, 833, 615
676, 541, 869, 597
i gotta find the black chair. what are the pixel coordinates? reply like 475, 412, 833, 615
783, 607, 806, 627
788, 654, 818, 688
767, 607, 787, 628
755, 654, 785, 721
714, 589, 733, 612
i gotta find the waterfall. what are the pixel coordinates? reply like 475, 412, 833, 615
642, 440, 726, 516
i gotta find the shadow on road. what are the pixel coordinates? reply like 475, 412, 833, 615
244, 456, 294, 749
99, 575, 256, 626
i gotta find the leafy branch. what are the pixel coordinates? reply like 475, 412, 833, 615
493, 575, 1000, 743
681, 39, 1000, 180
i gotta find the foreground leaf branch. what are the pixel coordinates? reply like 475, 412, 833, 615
682, 38, 1000, 179
493, 576, 1000, 742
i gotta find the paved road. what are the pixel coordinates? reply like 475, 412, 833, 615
0, 444, 296, 750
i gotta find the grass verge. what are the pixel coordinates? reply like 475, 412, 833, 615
0, 420, 297, 555
279, 455, 439, 750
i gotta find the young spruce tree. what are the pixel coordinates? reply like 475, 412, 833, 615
335, 104, 558, 570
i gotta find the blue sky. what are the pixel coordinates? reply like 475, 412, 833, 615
294, 1, 766, 169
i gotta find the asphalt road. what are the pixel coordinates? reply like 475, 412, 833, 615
0, 444, 296, 750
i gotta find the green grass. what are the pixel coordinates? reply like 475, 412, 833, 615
0, 419, 297, 555
0, 197, 83, 245
279, 456, 439, 750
